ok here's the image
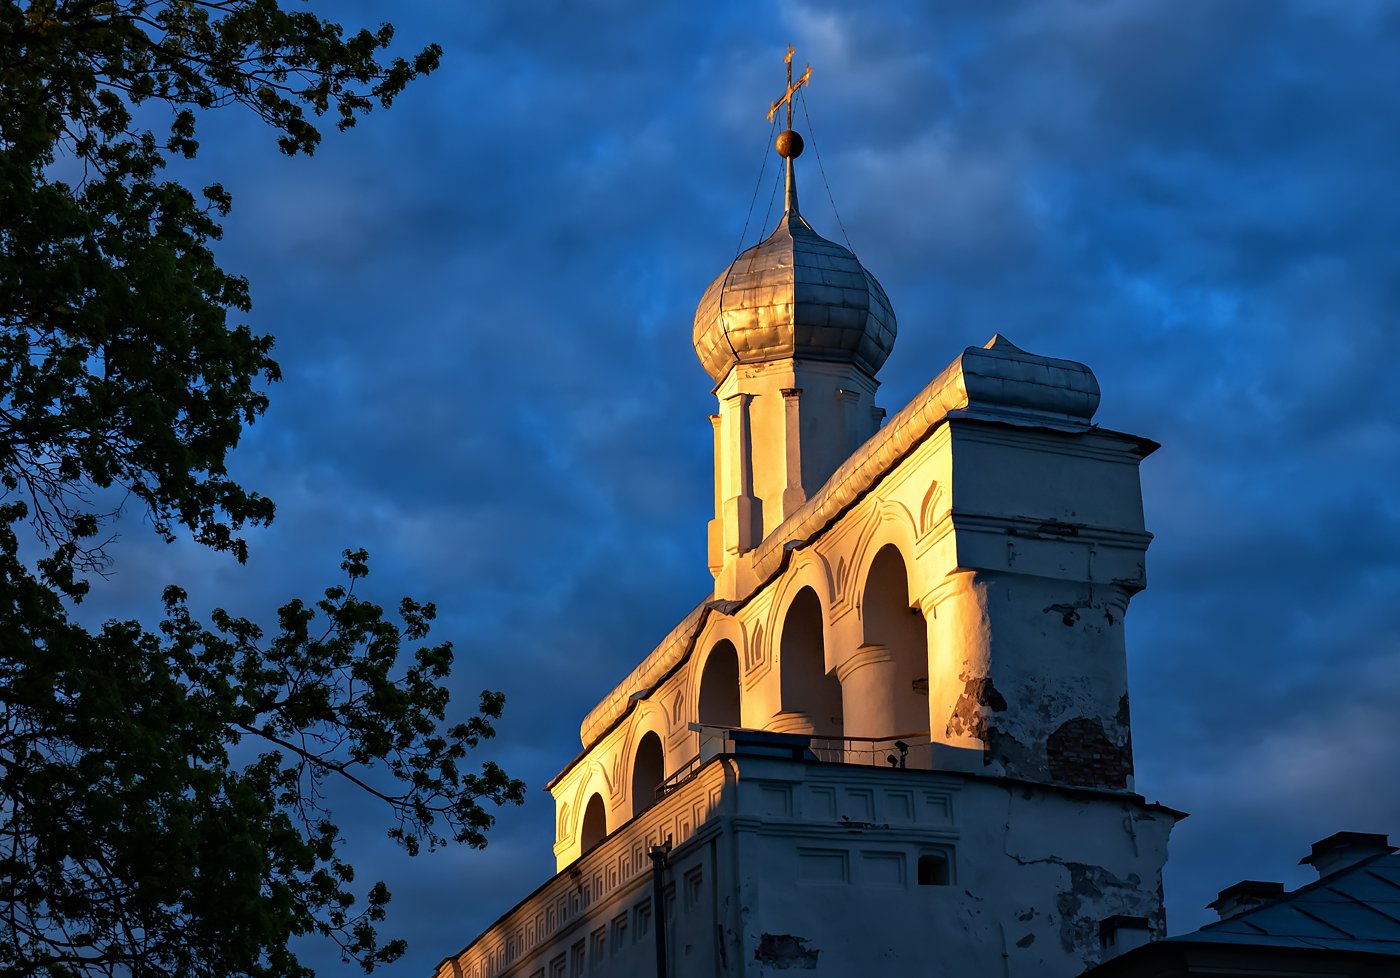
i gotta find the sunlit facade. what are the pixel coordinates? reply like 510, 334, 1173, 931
433, 118, 1179, 978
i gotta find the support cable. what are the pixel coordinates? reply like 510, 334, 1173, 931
798, 89, 856, 255
733, 115, 780, 259
718, 115, 781, 361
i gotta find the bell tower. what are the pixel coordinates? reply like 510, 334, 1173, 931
692, 52, 897, 598
440, 47, 1181, 978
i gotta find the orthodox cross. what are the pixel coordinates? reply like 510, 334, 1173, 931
767, 45, 812, 127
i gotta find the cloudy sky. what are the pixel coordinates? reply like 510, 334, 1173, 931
74, 0, 1400, 973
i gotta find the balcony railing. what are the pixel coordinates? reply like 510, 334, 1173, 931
657, 725, 934, 802
808, 731, 932, 767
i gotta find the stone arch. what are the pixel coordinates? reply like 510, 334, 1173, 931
626, 699, 668, 749
779, 548, 838, 614
847, 499, 923, 610
560, 755, 614, 858
579, 793, 607, 853
854, 543, 930, 737
695, 612, 749, 682
764, 548, 837, 667
774, 586, 844, 736
696, 639, 741, 728
630, 730, 665, 818
571, 754, 614, 809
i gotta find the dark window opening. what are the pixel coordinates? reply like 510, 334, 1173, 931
697, 641, 742, 728
631, 732, 665, 817
580, 793, 607, 853
917, 853, 951, 886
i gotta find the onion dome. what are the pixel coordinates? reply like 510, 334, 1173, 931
693, 135, 897, 383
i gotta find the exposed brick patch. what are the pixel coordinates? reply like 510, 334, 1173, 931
945, 678, 1007, 740
1046, 717, 1131, 788
1044, 602, 1083, 626
1053, 862, 1145, 955
754, 934, 819, 969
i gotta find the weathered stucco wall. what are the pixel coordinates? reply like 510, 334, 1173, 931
442, 755, 1177, 978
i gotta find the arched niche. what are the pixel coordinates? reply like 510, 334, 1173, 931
631, 731, 665, 818
777, 586, 843, 736
580, 793, 607, 854
697, 640, 741, 729
860, 544, 929, 736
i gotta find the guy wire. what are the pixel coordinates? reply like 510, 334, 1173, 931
757, 164, 782, 245
733, 115, 780, 260
719, 115, 780, 360
798, 89, 856, 255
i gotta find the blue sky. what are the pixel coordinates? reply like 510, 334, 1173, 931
74, 1, 1400, 973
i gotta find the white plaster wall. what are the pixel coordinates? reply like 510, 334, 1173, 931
727, 758, 1173, 978
454, 756, 1176, 978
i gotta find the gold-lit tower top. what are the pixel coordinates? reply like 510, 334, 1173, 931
692, 45, 896, 385
767, 45, 812, 214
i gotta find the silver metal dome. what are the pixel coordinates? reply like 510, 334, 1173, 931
692, 200, 897, 384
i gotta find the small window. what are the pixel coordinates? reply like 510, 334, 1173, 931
684, 866, 704, 910
917, 852, 951, 886
610, 913, 628, 954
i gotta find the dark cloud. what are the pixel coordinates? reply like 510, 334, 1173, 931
62, 0, 1400, 970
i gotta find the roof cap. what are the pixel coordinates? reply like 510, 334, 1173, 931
1299, 831, 1395, 879
1207, 880, 1285, 920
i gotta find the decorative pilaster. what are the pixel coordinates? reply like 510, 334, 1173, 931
722, 392, 760, 554
707, 414, 723, 576
836, 388, 863, 455
780, 387, 805, 519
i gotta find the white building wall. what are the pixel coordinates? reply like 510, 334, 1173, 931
441, 754, 1176, 978
731, 758, 1175, 976
481, 337, 1182, 978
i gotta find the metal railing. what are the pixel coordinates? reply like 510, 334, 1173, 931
808, 731, 932, 768
655, 751, 709, 802
656, 726, 934, 802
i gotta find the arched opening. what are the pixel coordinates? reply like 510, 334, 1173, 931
860, 545, 929, 736
697, 640, 741, 729
580, 793, 607, 854
778, 587, 843, 736
631, 731, 665, 818
917, 851, 951, 886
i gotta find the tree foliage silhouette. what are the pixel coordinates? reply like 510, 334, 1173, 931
0, 3, 525, 975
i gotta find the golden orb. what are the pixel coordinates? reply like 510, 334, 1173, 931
775, 129, 804, 159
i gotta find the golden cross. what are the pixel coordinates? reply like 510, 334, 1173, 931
767, 44, 813, 127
